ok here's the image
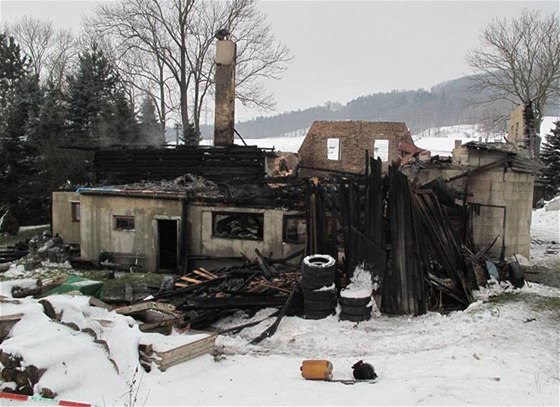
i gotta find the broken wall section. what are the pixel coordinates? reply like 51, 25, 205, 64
411, 146, 535, 259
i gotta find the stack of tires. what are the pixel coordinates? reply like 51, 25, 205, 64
301, 254, 337, 319
339, 293, 373, 322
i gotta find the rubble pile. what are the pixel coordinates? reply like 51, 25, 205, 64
28, 232, 76, 264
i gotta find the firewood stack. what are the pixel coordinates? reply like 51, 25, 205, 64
0, 350, 53, 398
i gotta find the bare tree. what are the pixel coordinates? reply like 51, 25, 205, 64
88, 0, 290, 145
466, 9, 560, 132
5, 16, 78, 89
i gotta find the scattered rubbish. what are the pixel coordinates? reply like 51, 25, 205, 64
351, 360, 377, 380
300, 360, 333, 381
300, 359, 379, 384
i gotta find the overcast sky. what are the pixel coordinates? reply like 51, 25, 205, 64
1, 0, 558, 122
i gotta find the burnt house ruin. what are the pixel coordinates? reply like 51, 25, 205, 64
50, 29, 537, 321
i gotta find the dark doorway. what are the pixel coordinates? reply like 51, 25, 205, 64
158, 219, 178, 271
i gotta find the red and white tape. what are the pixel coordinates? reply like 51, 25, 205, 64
0, 391, 98, 407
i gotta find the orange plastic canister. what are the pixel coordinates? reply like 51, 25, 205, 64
300, 360, 333, 380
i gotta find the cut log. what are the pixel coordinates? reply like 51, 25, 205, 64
0, 314, 23, 343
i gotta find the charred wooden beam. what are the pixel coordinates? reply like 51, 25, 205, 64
179, 296, 287, 310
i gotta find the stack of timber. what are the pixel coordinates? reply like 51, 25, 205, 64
113, 302, 181, 334
94, 145, 267, 185
139, 332, 217, 372
0, 244, 28, 264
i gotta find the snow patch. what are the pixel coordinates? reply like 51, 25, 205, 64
340, 264, 372, 299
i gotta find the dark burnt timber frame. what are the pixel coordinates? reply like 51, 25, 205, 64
94, 145, 267, 185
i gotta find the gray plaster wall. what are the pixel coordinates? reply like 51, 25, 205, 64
52, 191, 81, 244
79, 195, 305, 272
80, 194, 182, 271
466, 150, 534, 258
188, 204, 305, 262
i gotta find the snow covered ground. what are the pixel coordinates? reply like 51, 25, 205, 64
1, 202, 559, 406
530, 197, 560, 268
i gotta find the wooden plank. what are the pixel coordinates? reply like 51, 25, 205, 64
152, 341, 215, 367
113, 301, 177, 315
157, 346, 215, 371
153, 334, 217, 359
193, 268, 218, 280
139, 317, 182, 332
181, 296, 287, 310
179, 276, 204, 285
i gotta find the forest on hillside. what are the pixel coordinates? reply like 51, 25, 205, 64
199, 75, 559, 140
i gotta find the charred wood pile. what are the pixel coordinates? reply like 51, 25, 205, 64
152, 250, 304, 329
304, 158, 481, 315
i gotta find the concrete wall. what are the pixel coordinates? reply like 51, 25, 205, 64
80, 194, 182, 272
466, 150, 534, 258
79, 194, 306, 272
414, 149, 534, 259
188, 204, 305, 267
52, 191, 81, 244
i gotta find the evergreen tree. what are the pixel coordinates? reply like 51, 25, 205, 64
99, 91, 139, 146
34, 81, 86, 189
138, 96, 164, 146
540, 120, 560, 198
66, 43, 120, 146
0, 33, 46, 224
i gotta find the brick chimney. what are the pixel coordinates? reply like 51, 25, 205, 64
214, 38, 236, 146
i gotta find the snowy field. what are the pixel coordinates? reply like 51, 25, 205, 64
218, 117, 559, 156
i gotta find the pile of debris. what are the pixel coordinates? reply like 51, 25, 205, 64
154, 250, 303, 329
96, 174, 223, 199
28, 232, 76, 264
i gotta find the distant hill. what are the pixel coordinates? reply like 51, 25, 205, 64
199, 74, 558, 140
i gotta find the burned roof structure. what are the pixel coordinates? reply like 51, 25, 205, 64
94, 145, 269, 185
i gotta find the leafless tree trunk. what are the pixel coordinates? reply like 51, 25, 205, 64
466, 9, 560, 133
88, 0, 290, 145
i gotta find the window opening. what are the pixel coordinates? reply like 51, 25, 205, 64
71, 202, 80, 222
213, 212, 263, 240
114, 215, 135, 231
327, 138, 340, 160
283, 215, 306, 243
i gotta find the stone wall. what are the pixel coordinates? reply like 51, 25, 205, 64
298, 121, 413, 176
77, 193, 305, 272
